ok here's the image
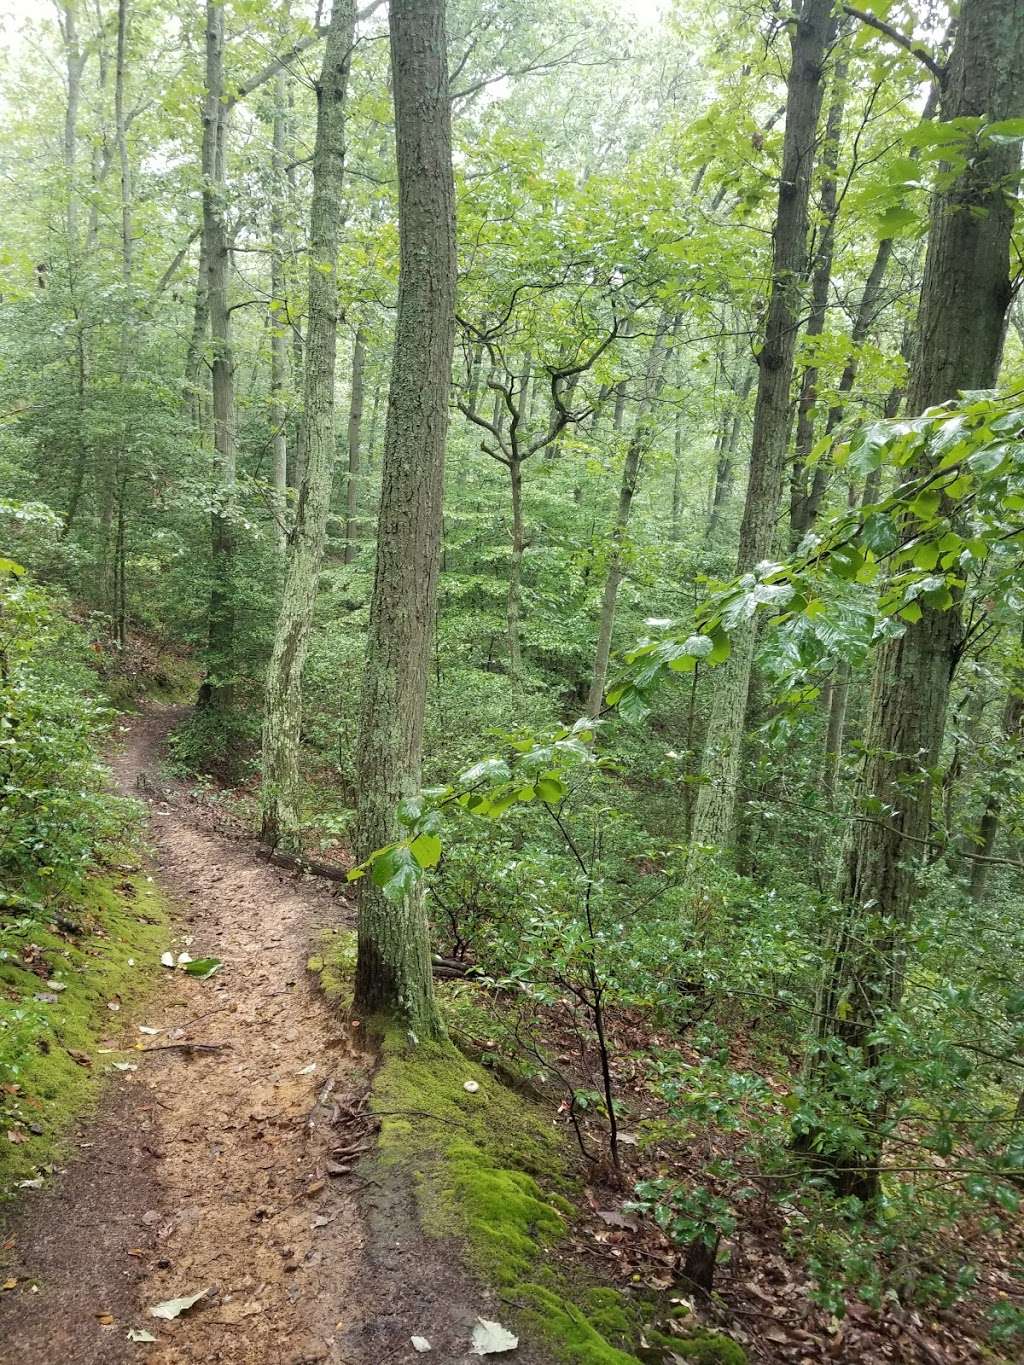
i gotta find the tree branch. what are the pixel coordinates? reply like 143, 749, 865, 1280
842, 5, 945, 81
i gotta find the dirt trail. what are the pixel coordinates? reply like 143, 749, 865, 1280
1, 705, 370, 1364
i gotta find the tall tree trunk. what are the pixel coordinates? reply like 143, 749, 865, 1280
196, 0, 238, 723
586, 318, 674, 717
57, 1, 90, 538
707, 366, 754, 540
691, 0, 836, 856
343, 326, 366, 564
260, 0, 355, 847
353, 0, 456, 1037
969, 621, 1024, 902
807, 0, 1024, 1199
670, 407, 684, 542
789, 61, 846, 546
270, 68, 290, 551
507, 458, 525, 676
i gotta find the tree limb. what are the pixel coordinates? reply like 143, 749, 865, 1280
842, 5, 945, 81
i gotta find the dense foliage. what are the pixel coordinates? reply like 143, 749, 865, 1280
2, 0, 1024, 1356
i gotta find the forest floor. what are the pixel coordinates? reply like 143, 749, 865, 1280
0, 704, 522, 1365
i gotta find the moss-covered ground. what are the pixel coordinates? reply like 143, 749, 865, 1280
0, 872, 169, 1198
311, 932, 745, 1365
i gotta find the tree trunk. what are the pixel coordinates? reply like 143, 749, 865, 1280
707, 367, 754, 540
507, 458, 525, 676
343, 326, 366, 564
670, 407, 684, 542
789, 62, 846, 546
260, 0, 355, 848
808, 0, 1024, 1199
969, 622, 1024, 902
197, 0, 237, 722
270, 68, 290, 551
586, 318, 674, 717
353, 0, 456, 1038
691, 0, 837, 855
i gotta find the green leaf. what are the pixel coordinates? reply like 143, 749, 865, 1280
0, 557, 25, 576
708, 627, 731, 665
182, 957, 222, 980
370, 845, 420, 902
409, 832, 442, 869
875, 205, 919, 238
536, 774, 567, 803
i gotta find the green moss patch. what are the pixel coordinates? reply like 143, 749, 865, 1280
360, 1020, 745, 1365
0, 872, 169, 1198
308, 927, 358, 1011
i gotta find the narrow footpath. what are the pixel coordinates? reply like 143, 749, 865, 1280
1, 706, 375, 1364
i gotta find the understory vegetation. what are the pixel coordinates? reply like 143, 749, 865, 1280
0, 563, 169, 1195
3, 0, 1024, 1360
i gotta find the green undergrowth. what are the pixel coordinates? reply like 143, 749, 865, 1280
100, 644, 199, 712
309, 935, 743, 1365
0, 872, 169, 1199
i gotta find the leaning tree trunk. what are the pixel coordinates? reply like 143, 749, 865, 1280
260, 0, 355, 848
807, 0, 1024, 1200
353, 0, 456, 1037
690, 0, 837, 857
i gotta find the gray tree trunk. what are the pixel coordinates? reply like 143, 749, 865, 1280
197, 0, 237, 722
353, 0, 456, 1038
691, 0, 837, 856
260, 0, 355, 847
343, 326, 366, 565
586, 318, 675, 717
270, 68, 290, 551
809, 0, 1024, 1200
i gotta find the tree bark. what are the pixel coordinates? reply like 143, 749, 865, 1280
353, 0, 456, 1038
969, 622, 1024, 902
586, 318, 675, 717
260, 0, 355, 847
789, 61, 846, 546
691, 0, 837, 856
343, 326, 366, 564
808, 0, 1024, 1199
270, 68, 290, 551
197, 0, 237, 722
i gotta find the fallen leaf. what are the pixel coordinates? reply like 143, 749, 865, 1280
2, 1279, 17, 1290
45, 980, 66, 992
411, 1336, 432, 1352
182, 957, 221, 980
111, 1062, 138, 1072
470, 1318, 518, 1355
147, 1289, 209, 1320
296, 1063, 316, 1075
160, 953, 175, 969
596, 1210, 640, 1232
138, 1026, 161, 1036
6, 1129, 26, 1145
107, 1001, 121, 1012
97, 1313, 115, 1326
127, 1328, 158, 1343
